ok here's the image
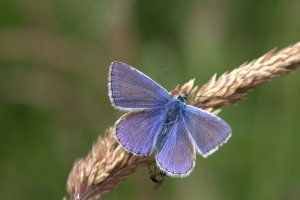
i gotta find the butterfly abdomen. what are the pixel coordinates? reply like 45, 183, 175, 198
154, 100, 185, 151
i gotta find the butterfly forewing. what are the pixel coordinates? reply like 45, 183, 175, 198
183, 105, 232, 157
109, 62, 172, 111
156, 115, 196, 177
115, 108, 164, 156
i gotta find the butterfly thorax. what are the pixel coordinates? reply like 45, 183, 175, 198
163, 98, 185, 125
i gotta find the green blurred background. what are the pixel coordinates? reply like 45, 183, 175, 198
1, 0, 300, 199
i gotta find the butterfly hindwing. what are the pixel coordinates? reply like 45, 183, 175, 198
156, 115, 196, 177
109, 61, 172, 111
183, 105, 232, 157
115, 108, 164, 156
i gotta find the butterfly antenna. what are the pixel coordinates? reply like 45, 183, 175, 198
164, 67, 178, 90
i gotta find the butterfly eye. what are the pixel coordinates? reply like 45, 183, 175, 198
181, 93, 188, 100
177, 92, 188, 103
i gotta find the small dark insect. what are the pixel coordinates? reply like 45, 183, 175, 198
150, 171, 166, 184
148, 164, 167, 189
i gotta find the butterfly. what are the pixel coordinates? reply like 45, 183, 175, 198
108, 61, 231, 177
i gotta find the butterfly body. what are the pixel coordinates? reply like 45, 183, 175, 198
108, 61, 232, 177
153, 96, 186, 152
163, 96, 185, 124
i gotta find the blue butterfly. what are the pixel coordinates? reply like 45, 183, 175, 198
108, 61, 231, 177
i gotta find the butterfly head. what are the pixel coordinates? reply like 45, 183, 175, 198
171, 85, 189, 104
176, 92, 188, 103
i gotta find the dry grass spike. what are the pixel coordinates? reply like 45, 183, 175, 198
66, 42, 300, 200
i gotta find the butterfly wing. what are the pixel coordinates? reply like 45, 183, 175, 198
115, 108, 164, 156
108, 61, 172, 111
183, 105, 232, 157
156, 115, 196, 177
